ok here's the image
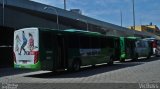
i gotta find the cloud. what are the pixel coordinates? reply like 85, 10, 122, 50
30, 0, 160, 27
30, 0, 64, 8
30, 0, 51, 4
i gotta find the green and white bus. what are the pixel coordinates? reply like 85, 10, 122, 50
116, 37, 151, 62
13, 27, 117, 71
115, 37, 139, 62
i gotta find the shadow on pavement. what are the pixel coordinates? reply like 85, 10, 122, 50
25, 63, 140, 78
0, 68, 36, 77
126, 56, 159, 63
25, 57, 160, 78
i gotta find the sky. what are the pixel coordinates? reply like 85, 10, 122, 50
31, 0, 160, 28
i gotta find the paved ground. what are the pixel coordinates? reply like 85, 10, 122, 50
0, 57, 160, 89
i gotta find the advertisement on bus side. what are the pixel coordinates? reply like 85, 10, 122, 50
13, 28, 39, 69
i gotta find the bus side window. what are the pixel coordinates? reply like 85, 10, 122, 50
68, 35, 79, 48
100, 37, 107, 48
157, 41, 160, 46
141, 41, 146, 48
106, 37, 114, 48
136, 41, 141, 47
91, 37, 100, 48
79, 36, 90, 48
101, 37, 114, 48
144, 41, 148, 47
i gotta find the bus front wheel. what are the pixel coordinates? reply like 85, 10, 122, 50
120, 58, 125, 62
107, 56, 114, 66
147, 54, 151, 59
72, 60, 81, 71
132, 53, 138, 61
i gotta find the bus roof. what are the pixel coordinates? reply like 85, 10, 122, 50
38, 28, 103, 36
127, 36, 141, 39
18, 27, 117, 38
64, 29, 102, 36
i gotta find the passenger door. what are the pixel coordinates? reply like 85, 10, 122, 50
143, 41, 150, 56
135, 41, 143, 57
55, 35, 67, 69
114, 38, 120, 60
40, 31, 54, 70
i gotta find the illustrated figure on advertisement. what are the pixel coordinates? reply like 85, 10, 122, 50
19, 31, 27, 55
28, 33, 34, 51
15, 35, 21, 52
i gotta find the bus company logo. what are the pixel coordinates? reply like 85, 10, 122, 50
139, 83, 159, 89
2, 83, 18, 89
80, 49, 101, 56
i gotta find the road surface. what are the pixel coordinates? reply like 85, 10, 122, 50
0, 57, 160, 89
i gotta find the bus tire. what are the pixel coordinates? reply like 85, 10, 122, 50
71, 59, 81, 71
107, 56, 114, 66
120, 58, 125, 62
147, 54, 151, 59
132, 53, 138, 61
92, 65, 96, 67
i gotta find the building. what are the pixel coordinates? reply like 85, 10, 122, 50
128, 24, 160, 36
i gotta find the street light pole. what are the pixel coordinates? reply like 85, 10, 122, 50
132, 0, 136, 30
86, 21, 88, 31
64, 0, 66, 10
83, 20, 89, 31
2, 0, 5, 26
120, 10, 123, 27
76, 19, 88, 31
44, 7, 59, 30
